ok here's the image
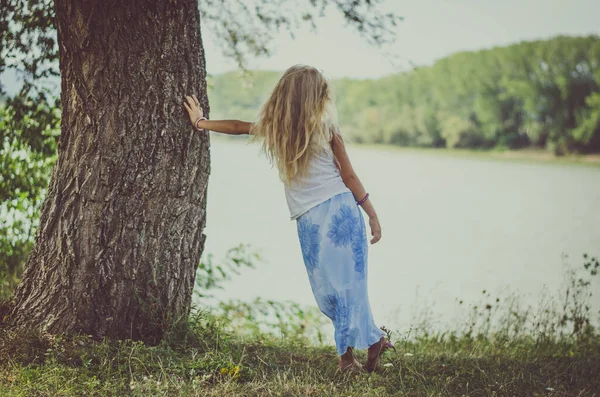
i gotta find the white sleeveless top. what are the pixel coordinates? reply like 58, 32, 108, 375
284, 139, 352, 220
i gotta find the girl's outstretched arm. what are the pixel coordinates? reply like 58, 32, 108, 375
196, 119, 253, 135
331, 130, 381, 244
183, 94, 253, 135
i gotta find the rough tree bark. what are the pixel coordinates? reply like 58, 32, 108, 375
7, 0, 211, 344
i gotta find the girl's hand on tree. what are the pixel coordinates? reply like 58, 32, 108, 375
183, 95, 203, 126
369, 215, 381, 244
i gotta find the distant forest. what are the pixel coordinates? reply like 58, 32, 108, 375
208, 35, 600, 154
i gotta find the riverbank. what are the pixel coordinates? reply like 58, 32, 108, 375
1, 316, 599, 396
355, 143, 600, 168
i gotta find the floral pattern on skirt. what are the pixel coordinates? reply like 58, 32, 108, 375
296, 191, 385, 356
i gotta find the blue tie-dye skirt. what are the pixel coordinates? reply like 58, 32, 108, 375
296, 191, 386, 356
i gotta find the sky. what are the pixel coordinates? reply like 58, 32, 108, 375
201, 0, 600, 79
1, 0, 600, 95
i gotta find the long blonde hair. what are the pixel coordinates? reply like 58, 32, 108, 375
249, 65, 340, 186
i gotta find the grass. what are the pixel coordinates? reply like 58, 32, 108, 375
1, 310, 599, 396
1, 255, 599, 396
1, 324, 599, 396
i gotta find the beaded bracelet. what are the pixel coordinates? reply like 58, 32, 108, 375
357, 192, 369, 206
194, 116, 207, 130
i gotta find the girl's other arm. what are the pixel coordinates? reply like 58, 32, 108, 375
331, 131, 381, 244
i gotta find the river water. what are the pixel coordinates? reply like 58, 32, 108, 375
197, 137, 600, 337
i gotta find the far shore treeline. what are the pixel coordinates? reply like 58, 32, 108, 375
208, 35, 600, 155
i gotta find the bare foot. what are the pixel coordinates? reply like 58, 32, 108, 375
338, 347, 364, 373
338, 356, 363, 372
363, 337, 386, 373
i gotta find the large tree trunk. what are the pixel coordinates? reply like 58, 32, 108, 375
7, 0, 211, 344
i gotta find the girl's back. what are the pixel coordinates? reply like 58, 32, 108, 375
284, 138, 350, 220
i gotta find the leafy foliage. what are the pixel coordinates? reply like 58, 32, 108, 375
0, 95, 59, 298
193, 243, 259, 299
212, 297, 329, 342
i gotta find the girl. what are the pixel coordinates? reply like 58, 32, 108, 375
183, 64, 394, 373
